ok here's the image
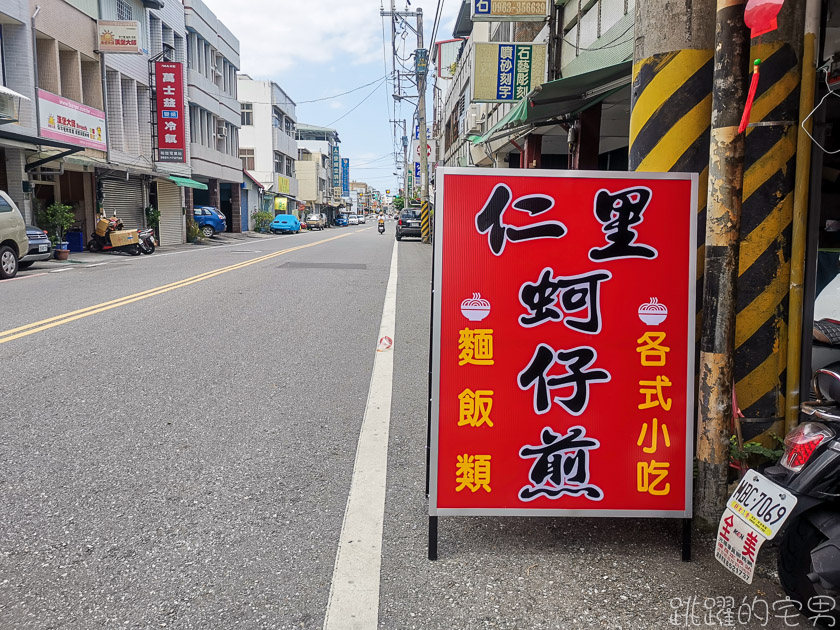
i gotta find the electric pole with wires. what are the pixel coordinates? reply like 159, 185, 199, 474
381, 2, 430, 243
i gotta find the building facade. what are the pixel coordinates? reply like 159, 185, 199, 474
183, 0, 242, 230
237, 75, 298, 216
297, 124, 345, 220
0, 0, 104, 241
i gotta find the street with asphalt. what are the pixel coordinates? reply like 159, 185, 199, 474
0, 226, 797, 629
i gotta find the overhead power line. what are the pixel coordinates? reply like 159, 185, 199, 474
296, 76, 388, 104
325, 78, 387, 127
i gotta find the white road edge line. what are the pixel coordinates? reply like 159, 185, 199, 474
323, 241, 398, 630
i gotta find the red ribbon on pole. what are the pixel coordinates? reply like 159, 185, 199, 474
738, 59, 762, 134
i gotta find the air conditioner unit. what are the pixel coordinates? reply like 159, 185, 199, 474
466, 104, 483, 135
216, 125, 227, 138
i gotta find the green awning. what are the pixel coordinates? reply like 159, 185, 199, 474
471, 61, 632, 146
169, 175, 208, 190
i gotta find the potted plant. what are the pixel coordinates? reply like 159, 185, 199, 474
145, 205, 160, 241
37, 201, 75, 260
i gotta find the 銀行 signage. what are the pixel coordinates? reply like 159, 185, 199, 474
38, 89, 106, 151
430, 168, 697, 522
472, 43, 546, 102
154, 61, 185, 163
471, 0, 549, 21
97, 20, 141, 53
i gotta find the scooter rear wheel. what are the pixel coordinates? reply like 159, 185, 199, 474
779, 515, 840, 626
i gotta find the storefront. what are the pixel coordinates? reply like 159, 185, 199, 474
99, 174, 146, 230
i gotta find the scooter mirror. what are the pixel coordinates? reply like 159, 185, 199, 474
814, 364, 840, 402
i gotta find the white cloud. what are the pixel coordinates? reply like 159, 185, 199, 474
204, 0, 462, 79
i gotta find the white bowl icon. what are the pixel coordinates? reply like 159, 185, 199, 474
461, 293, 491, 322
638, 298, 668, 325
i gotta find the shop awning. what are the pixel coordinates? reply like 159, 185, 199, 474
169, 175, 208, 190
0, 86, 31, 101
0, 128, 83, 153
471, 61, 632, 146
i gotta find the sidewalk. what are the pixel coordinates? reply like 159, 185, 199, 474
47, 231, 275, 266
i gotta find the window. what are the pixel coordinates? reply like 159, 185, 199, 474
272, 108, 281, 129
286, 157, 294, 177
285, 118, 292, 136
241, 102, 253, 126
0, 196, 11, 212
116, 0, 132, 21
274, 152, 283, 174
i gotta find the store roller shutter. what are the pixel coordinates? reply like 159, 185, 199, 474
157, 180, 183, 246
101, 176, 145, 230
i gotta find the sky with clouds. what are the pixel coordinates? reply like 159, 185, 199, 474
203, 0, 461, 194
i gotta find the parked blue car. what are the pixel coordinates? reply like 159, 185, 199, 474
193, 206, 226, 237
334, 215, 348, 227
270, 214, 300, 234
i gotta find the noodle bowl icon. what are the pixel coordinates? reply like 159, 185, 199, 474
638, 297, 668, 325
461, 293, 491, 322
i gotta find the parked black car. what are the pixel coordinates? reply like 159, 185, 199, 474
395, 209, 422, 241
19, 225, 51, 268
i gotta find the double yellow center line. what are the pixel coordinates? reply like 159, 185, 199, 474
0, 231, 357, 346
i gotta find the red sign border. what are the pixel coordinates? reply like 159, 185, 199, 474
428, 167, 699, 519
154, 60, 186, 164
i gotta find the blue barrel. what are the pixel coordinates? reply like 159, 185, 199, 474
66, 231, 85, 252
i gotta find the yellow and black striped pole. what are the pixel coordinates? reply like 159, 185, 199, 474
734, 36, 803, 445
629, 3, 716, 321
421, 200, 430, 244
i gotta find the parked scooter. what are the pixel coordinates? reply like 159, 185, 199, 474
716, 358, 840, 624
137, 228, 156, 255
87, 214, 152, 256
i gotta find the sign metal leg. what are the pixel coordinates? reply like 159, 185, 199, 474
429, 516, 438, 561
682, 518, 692, 562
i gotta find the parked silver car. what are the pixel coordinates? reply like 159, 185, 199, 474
0, 190, 29, 279
306, 213, 325, 230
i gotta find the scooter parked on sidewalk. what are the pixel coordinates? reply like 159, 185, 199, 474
716, 358, 840, 625
137, 228, 156, 255
87, 214, 155, 256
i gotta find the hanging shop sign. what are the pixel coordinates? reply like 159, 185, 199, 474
341, 158, 350, 197
472, 43, 546, 102
471, 0, 549, 21
436, 39, 465, 79
38, 89, 106, 151
275, 197, 288, 212
277, 176, 291, 194
154, 61, 186, 163
332, 145, 341, 189
97, 20, 141, 53
429, 168, 697, 524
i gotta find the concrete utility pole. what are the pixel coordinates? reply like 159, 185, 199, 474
416, 8, 431, 244
381, 2, 427, 229
695, 0, 750, 527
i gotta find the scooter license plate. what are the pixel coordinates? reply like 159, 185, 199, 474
727, 471, 797, 539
